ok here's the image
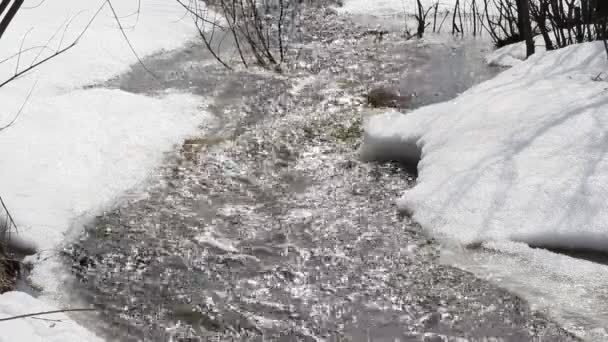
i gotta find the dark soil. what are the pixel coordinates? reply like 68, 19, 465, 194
366, 86, 412, 109
0, 249, 18, 293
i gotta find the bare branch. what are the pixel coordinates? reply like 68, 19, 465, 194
0, 1, 105, 88
22, 0, 48, 10
175, 0, 225, 29
0, 195, 18, 233
0, 308, 96, 322
0, 0, 24, 40
0, 79, 36, 132
0, 40, 77, 89
15, 28, 34, 75
105, 0, 158, 80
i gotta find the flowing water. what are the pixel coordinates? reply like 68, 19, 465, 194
61, 6, 578, 342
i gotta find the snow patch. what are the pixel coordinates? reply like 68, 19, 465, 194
444, 241, 608, 339
360, 109, 422, 164
485, 35, 549, 67
361, 40, 608, 336
0, 0, 206, 340
3, 90, 205, 250
362, 41, 608, 249
337, 0, 457, 16
0, 0, 198, 93
0, 291, 103, 342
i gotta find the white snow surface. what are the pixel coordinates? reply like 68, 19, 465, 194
0, 0, 196, 91
337, 0, 458, 16
361, 41, 608, 336
0, 0, 205, 340
0, 291, 103, 342
337, 0, 489, 36
485, 35, 549, 67
362, 40, 608, 249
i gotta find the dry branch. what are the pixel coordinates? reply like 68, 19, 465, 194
0, 308, 96, 322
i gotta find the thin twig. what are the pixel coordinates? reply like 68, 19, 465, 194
0, 43, 77, 89
0, 195, 18, 233
105, 0, 158, 80
0, 0, 105, 89
29, 317, 64, 323
174, 0, 225, 29
0, 79, 37, 132
0, 46, 54, 66
27, 15, 73, 68
22, 0, 48, 10
0, 308, 96, 322
16, 28, 34, 75
57, 10, 88, 53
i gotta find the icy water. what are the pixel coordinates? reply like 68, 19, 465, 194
444, 241, 608, 341
62, 6, 577, 342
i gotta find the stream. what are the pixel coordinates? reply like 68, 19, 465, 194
62, 5, 577, 342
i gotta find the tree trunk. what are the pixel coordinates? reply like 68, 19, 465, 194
0, 0, 24, 40
516, 0, 535, 57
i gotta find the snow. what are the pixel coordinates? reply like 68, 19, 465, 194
0, 0, 197, 91
362, 41, 608, 250
444, 240, 608, 340
337, 0, 459, 16
484, 42, 528, 66
361, 41, 608, 337
0, 291, 103, 342
3, 89, 204, 251
0, 0, 206, 340
337, 0, 483, 35
485, 35, 548, 67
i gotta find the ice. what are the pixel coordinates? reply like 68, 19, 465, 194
444, 241, 608, 339
361, 41, 608, 337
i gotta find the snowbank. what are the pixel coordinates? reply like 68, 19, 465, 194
485, 35, 549, 67
0, 0, 205, 340
484, 42, 529, 67
361, 40, 608, 336
2, 89, 204, 253
361, 40, 608, 251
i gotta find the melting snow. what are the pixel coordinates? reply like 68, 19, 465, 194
337, 0, 457, 16
0, 291, 103, 342
361, 41, 608, 338
0, 0, 204, 340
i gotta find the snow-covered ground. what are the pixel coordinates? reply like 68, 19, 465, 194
0, 0, 204, 340
336, 0, 459, 16
335, 0, 485, 37
361, 39, 608, 339
485, 34, 552, 67
0, 291, 104, 342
